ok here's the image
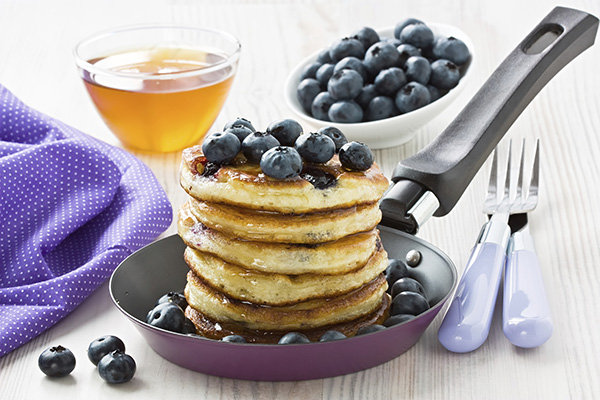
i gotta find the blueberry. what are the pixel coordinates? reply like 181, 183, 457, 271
432, 36, 470, 65
386, 37, 402, 47
224, 117, 255, 132
294, 132, 336, 163
311, 91, 336, 121
157, 291, 188, 310
391, 277, 427, 299
315, 63, 335, 86
374, 67, 407, 96
394, 18, 424, 39
146, 302, 185, 333
352, 26, 380, 50
363, 42, 401, 75
327, 69, 363, 101
404, 56, 432, 85
266, 119, 303, 146
87, 335, 126, 366
400, 23, 434, 49
355, 84, 378, 109
329, 37, 365, 62
427, 85, 445, 102
242, 131, 280, 163
97, 350, 136, 384
383, 314, 415, 327
300, 61, 323, 80
385, 258, 409, 289
260, 146, 303, 179
355, 324, 386, 336
395, 82, 431, 114
317, 48, 333, 63
328, 101, 363, 123
317, 126, 348, 152
333, 56, 368, 82
222, 335, 247, 343
366, 96, 398, 121
396, 44, 422, 68
202, 132, 241, 165
390, 291, 430, 316
297, 78, 323, 113
224, 124, 254, 142
338, 141, 373, 171
300, 165, 337, 190
278, 332, 311, 344
429, 59, 461, 90
38, 345, 76, 377
318, 330, 347, 342
182, 318, 197, 334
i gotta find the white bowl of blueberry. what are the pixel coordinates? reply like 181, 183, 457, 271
284, 18, 474, 149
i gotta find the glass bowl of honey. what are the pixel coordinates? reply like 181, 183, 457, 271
74, 25, 241, 153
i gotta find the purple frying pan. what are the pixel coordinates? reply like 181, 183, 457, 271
110, 7, 598, 381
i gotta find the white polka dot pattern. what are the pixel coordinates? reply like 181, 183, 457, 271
0, 85, 173, 357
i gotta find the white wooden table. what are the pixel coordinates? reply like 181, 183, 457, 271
1, 0, 599, 398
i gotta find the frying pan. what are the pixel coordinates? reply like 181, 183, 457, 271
110, 7, 598, 381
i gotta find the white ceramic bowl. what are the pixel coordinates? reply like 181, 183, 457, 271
284, 23, 474, 149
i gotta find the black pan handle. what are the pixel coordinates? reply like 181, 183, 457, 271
380, 6, 598, 234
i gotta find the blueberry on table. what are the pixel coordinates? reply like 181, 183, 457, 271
390, 291, 430, 316
404, 56, 432, 85
328, 37, 366, 62
318, 330, 347, 342
202, 132, 241, 165
399, 23, 434, 49
222, 335, 247, 343
429, 59, 461, 90
363, 42, 402, 75
241, 131, 280, 163
366, 96, 397, 121
338, 141, 373, 171
278, 332, 311, 344
432, 36, 470, 66
355, 324, 386, 336
266, 119, 303, 146
385, 258, 409, 289
260, 146, 303, 179
383, 314, 415, 327
297, 78, 323, 114
301, 61, 323, 80
225, 124, 254, 142
391, 277, 427, 299
146, 302, 185, 333
328, 100, 363, 123
315, 63, 335, 86
317, 126, 348, 152
38, 345, 76, 377
333, 56, 368, 82
157, 291, 188, 310
393, 18, 424, 39
97, 350, 136, 384
87, 335, 126, 366
327, 69, 364, 101
395, 81, 431, 114
311, 91, 335, 121
374, 67, 407, 97
224, 117, 255, 132
294, 132, 336, 163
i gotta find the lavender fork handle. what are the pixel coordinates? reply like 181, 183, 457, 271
503, 230, 553, 348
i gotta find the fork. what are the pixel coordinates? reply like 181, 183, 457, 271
502, 139, 553, 348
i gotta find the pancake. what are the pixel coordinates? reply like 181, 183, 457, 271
178, 203, 380, 275
184, 293, 391, 343
180, 145, 390, 214
186, 196, 382, 244
184, 244, 388, 305
185, 271, 388, 331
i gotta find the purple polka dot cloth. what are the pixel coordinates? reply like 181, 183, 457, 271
0, 85, 173, 357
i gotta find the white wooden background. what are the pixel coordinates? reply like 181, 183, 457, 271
1, 0, 600, 399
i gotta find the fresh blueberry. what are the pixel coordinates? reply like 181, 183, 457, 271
315, 63, 335, 86
146, 302, 185, 333
395, 82, 431, 114
329, 37, 365, 62
260, 146, 303, 179
224, 117, 255, 132
300, 165, 337, 190
311, 91, 336, 121
297, 78, 323, 113
317, 126, 348, 152
394, 18, 424, 39
338, 141, 373, 171
318, 330, 347, 342
222, 335, 247, 343
432, 36, 470, 65
278, 332, 311, 344
391, 277, 427, 299
352, 26, 380, 50
242, 131, 280, 163
429, 59, 461, 90
374, 67, 407, 96
366, 96, 398, 121
294, 132, 336, 163
390, 291, 430, 316
202, 132, 241, 165
157, 291, 188, 310
38, 345, 76, 377
404, 56, 432, 85
385, 258, 409, 290
383, 314, 415, 327
317, 48, 333, 63
363, 42, 401, 75
355, 84, 378, 109
427, 85, 445, 102
327, 69, 364, 100
182, 318, 196, 334
386, 37, 402, 47
97, 350, 136, 384
396, 44, 422, 68
400, 23, 434, 49
267, 119, 303, 146
224, 124, 253, 142
333, 56, 368, 82
328, 100, 363, 123
355, 324, 386, 336
300, 61, 323, 80
87, 335, 126, 366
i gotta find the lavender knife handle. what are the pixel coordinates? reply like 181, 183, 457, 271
503, 230, 553, 348
438, 219, 509, 352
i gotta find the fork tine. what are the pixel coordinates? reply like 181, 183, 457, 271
516, 138, 526, 202
483, 148, 499, 211
498, 139, 512, 212
528, 139, 540, 207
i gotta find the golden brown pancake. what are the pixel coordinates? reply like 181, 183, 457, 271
183, 245, 388, 306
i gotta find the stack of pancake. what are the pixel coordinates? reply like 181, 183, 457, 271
177, 144, 391, 343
